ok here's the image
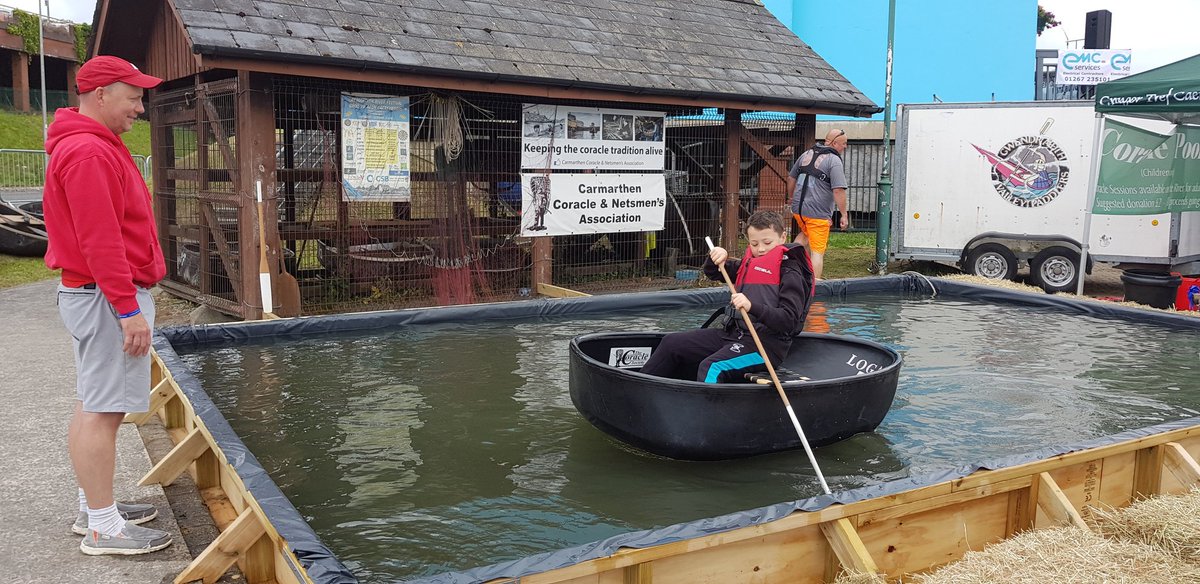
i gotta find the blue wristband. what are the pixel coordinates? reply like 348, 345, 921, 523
118, 308, 142, 319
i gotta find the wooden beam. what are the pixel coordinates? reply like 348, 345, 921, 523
1006, 479, 1036, 538
1133, 444, 1166, 499
1036, 472, 1089, 530
139, 427, 210, 487
722, 109, 741, 251
123, 379, 174, 425
536, 283, 591, 298
198, 56, 860, 117
236, 70, 278, 320
821, 517, 879, 576
623, 562, 652, 584
1164, 442, 1200, 488
532, 236, 552, 292
174, 506, 267, 584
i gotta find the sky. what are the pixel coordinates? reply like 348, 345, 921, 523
1035, 0, 1200, 73
6, 0, 1199, 74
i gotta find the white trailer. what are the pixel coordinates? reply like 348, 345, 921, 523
890, 101, 1200, 292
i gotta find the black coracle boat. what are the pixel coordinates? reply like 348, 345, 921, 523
569, 332, 902, 461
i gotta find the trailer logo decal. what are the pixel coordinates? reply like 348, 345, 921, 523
973, 137, 1069, 208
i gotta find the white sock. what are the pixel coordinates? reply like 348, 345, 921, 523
78, 488, 87, 513
87, 504, 126, 536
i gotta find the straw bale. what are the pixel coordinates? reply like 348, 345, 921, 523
909, 526, 1200, 584
1088, 488, 1200, 564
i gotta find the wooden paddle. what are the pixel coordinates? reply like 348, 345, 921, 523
705, 236, 831, 494
255, 180, 275, 318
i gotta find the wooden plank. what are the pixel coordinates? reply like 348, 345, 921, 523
195, 447, 222, 490
859, 493, 1010, 580
243, 535, 277, 584
140, 427, 210, 487
1164, 442, 1200, 490
174, 506, 267, 584
124, 378, 173, 425
537, 283, 591, 298
722, 109, 740, 252
1133, 444, 1166, 499
1036, 472, 1089, 530
622, 562, 651, 584
856, 476, 1030, 528
820, 518, 879, 576
1004, 484, 1034, 538
1098, 451, 1136, 509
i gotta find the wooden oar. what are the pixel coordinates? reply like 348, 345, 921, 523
255, 180, 275, 317
705, 236, 831, 494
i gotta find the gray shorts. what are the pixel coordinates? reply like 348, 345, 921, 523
57, 284, 156, 413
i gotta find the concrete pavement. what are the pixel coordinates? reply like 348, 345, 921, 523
0, 279, 191, 583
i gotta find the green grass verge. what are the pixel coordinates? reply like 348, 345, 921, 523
0, 254, 57, 289
0, 110, 151, 153
823, 232, 877, 280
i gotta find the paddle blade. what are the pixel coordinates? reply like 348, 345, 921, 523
705, 236, 715, 251
274, 272, 302, 317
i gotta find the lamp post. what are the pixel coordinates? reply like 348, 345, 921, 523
874, 0, 896, 274
37, 0, 48, 145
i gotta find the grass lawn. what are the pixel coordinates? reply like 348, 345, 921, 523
0, 109, 151, 154
0, 254, 56, 289
822, 231, 879, 280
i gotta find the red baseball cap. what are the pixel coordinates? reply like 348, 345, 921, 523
76, 55, 162, 94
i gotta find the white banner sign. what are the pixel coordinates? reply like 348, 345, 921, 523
1057, 49, 1132, 85
341, 93, 411, 202
521, 173, 666, 236
521, 104, 666, 170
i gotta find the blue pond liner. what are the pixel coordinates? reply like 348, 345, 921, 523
154, 274, 1200, 583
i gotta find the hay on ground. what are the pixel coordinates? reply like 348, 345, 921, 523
1088, 488, 1200, 564
909, 526, 1200, 584
831, 571, 887, 584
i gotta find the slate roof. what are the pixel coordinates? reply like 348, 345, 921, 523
172, 0, 879, 115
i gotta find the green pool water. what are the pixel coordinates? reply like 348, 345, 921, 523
177, 294, 1200, 582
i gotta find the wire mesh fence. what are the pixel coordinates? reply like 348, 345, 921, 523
0, 148, 151, 188
152, 74, 823, 316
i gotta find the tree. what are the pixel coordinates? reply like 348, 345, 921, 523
1037, 5, 1061, 36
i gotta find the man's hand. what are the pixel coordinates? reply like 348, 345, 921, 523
120, 313, 151, 357
839, 213, 850, 230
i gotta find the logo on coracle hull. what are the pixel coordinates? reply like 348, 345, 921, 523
973, 135, 1070, 208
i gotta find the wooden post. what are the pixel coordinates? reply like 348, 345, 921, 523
236, 71, 278, 320
151, 90, 175, 281
821, 517, 880, 577
722, 109, 742, 251
66, 63, 78, 106
1133, 444, 1166, 499
532, 236, 552, 291
11, 52, 30, 113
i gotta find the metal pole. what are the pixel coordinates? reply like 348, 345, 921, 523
37, 0, 48, 144
874, 0, 896, 274
1077, 113, 1105, 296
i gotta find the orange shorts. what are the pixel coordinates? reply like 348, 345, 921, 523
792, 214, 832, 254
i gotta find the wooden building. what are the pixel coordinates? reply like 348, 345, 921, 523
92, 0, 877, 319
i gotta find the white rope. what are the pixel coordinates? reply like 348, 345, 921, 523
432, 94, 464, 163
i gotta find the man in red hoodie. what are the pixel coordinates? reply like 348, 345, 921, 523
43, 55, 173, 555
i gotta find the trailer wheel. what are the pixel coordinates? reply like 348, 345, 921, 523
965, 244, 1017, 280
1030, 246, 1079, 294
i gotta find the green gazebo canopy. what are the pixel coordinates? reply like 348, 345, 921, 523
1095, 53, 1200, 124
